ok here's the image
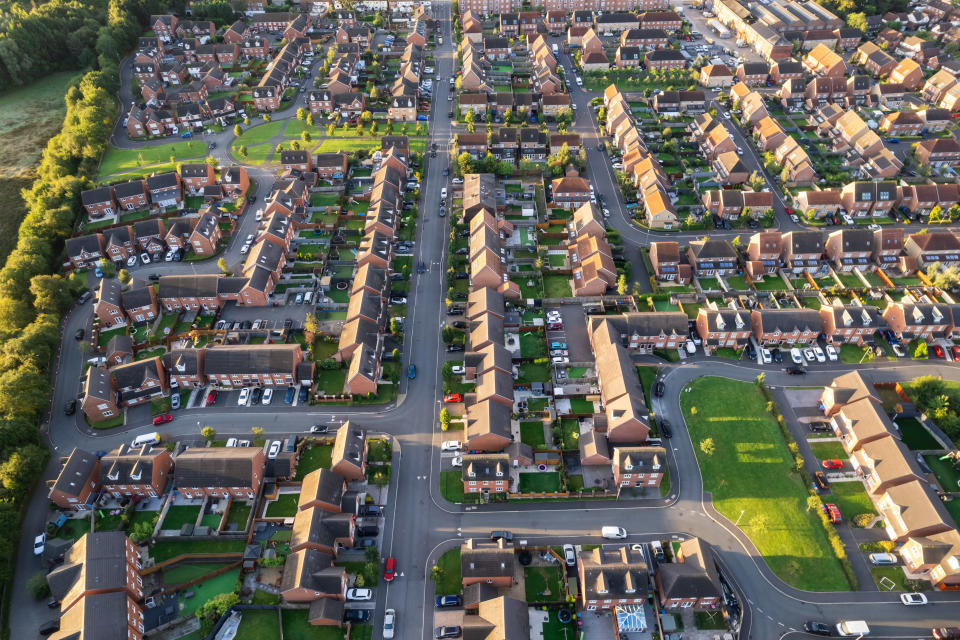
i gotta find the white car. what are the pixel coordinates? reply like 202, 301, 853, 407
240, 244, 250, 255
552, 356, 570, 363
262, 388, 273, 404
722, 111, 731, 118
164, 250, 174, 262
761, 348, 772, 364
892, 344, 905, 357
140, 252, 151, 264
255, 209, 264, 221
451, 455, 462, 467
226, 437, 238, 447
245, 234, 255, 243
803, 348, 815, 362
825, 345, 838, 361
842, 213, 854, 226
267, 440, 281, 459
346, 588, 373, 601
383, 609, 396, 639
602, 208, 611, 217
451, 365, 465, 375
238, 388, 251, 405
790, 347, 803, 364
868, 223, 881, 231
126, 255, 138, 267
790, 214, 800, 224
33, 533, 45, 556
900, 593, 928, 606
563, 544, 577, 566
685, 340, 696, 354
813, 346, 826, 363
441, 440, 461, 451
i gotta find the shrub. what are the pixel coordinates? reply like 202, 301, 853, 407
26, 571, 50, 600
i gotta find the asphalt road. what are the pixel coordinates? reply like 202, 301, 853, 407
11, 4, 960, 639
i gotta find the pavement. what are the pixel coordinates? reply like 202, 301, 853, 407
10, 3, 960, 640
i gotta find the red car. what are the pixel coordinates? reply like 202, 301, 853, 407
821, 459, 843, 470
206, 389, 218, 404
933, 344, 946, 359
784, 206, 794, 215
952, 346, 960, 362
383, 557, 396, 582
152, 414, 172, 426
443, 394, 462, 403
823, 503, 842, 524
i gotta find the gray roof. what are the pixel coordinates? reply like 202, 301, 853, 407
47, 531, 130, 600
121, 285, 153, 310
105, 334, 133, 357
158, 274, 222, 298
146, 172, 179, 191
98, 278, 123, 308
162, 349, 201, 376
580, 544, 649, 602
463, 453, 509, 482
785, 230, 824, 254
174, 447, 262, 488
657, 538, 722, 601
111, 358, 162, 390
66, 234, 103, 258
50, 448, 98, 499
754, 308, 822, 333
203, 344, 299, 374
462, 538, 515, 579
332, 423, 366, 470
84, 367, 112, 401
82, 186, 113, 206
100, 444, 165, 486
280, 548, 344, 596
299, 468, 346, 508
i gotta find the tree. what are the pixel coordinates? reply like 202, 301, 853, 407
238, 145, 247, 158
327, 124, 335, 136
390, 317, 402, 334
731, 234, 741, 247
303, 313, 319, 344
251, 427, 264, 442
29, 274, 73, 315
196, 592, 239, 631
234, 124, 242, 137
846, 11, 868, 32
457, 152, 476, 176
440, 408, 451, 431
699, 438, 716, 456
534, 256, 544, 270
263, 113, 271, 123
296, 107, 307, 121
201, 426, 216, 442
26, 570, 50, 600
301, 131, 311, 143
0, 444, 47, 494
615, 273, 628, 295
217, 258, 230, 274
372, 11, 385, 27
306, 112, 314, 126
117, 268, 131, 284
914, 341, 928, 359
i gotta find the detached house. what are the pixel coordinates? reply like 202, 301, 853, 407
655, 538, 723, 610
578, 545, 649, 611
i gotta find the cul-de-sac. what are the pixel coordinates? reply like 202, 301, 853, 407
4, 0, 960, 637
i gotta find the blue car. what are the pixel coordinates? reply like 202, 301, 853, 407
408, 364, 416, 379
435, 595, 461, 608
94, 266, 103, 278
284, 386, 295, 403
180, 131, 192, 138
298, 386, 308, 403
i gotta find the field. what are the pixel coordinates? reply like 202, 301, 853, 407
295, 443, 333, 477
518, 471, 562, 492
99, 141, 208, 178
896, 417, 941, 450
265, 493, 300, 517
433, 548, 462, 595
0, 72, 78, 261
828, 482, 877, 524
282, 610, 345, 640
681, 377, 849, 591
235, 609, 281, 640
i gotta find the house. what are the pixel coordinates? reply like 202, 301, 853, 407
612, 446, 666, 489
879, 111, 924, 136
462, 596, 530, 638
99, 444, 174, 499
80, 367, 119, 422
856, 42, 897, 76
746, 231, 783, 276
203, 344, 311, 387
280, 549, 347, 602
121, 285, 159, 324
877, 480, 955, 541
280, 149, 313, 173
465, 399, 514, 452
110, 357, 166, 408
187, 210, 221, 255
655, 538, 723, 610
175, 446, 265, 499
551, 171, 591, 210
330, 422, 367, 481
903, 231, 960, 269
615, 46, 643, 69
461, 538, 514, 587
712, 151, 748, 185
649, 241, 690, 283
146, 172, 182, 208
820, 300, 883, 345
751, 308, 823, 345
840, 181, 898, 218
824, 228, 874, 272
114, 180, 150, 212
696, 306, 753, 353
578, 545, 649, 611
686, 239, 738, 276
81, 186, 117, 218
297, 469, 348, 514
461, 452, 510, 495
700, 64, 734, 88
915, 138, 960, 168
882, 302, 951, 342
889, 57, 923, 90
621, 28, 669, 49
851, 436, 925, 496
872, 228, 903, 269
314, 152, 349, 181
818, 371, 880, 416
66, 234, 106, 269
644, 49, 685, 70
736, 62, 769, 86
780, 230, 823, 273
803, 43, 846, 77
49, 448, 101, 511
899, 183, 960, 218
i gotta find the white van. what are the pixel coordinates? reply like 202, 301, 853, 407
131, 432, 161, 448
601, 526, 627, 539
304, 291, 314, 305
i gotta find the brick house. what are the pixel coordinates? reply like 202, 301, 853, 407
612, 446, 666, 489
81, 186, 116, 218
914, 138, 960, 167
174, 447, 265, 499
903, 231, 960, 269
99, 444, 174, 499
655, 538, 723, 610
696, 306, 753, 353
461, 453, 510, 495
824, 228, 874, 272
780, 230, 823, 273
461, 538, 514, 587
49, 448, 101, 511
751, 308, 824, 346
115, 179, 150, 211
882, 302, 951, 342
686, 239, 738, 276
280, 149, 313, 173
80, 367, 119, 422
578, 545, 649, 611
202, 344, 309, 388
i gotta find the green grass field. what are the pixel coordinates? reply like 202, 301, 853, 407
238, 120, 286, 144
520, 421, 546, 448
235, 609, 280, 640
265, 493, 300, 517
433, 547, 462, 595
518, 472, 562, 492
282, 610, 345, 640
295, 444, 332, 477
163, 563, 232, 586
543, 274, 572, 298
681, 377, 850, 591
809, 441, 848, 461
99, 141, 207, 178
524, 565, 565, 602
316, 137, 383, 153
232, 142, 275, 165
896, 418, 941, 450
161, 505, 201, 530
176, 567, 241, 617
828, 482, 877, 524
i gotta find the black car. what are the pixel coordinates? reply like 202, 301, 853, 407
344, 610, 371, 623
74, 329, 84, 340
489, 530, 513, 542
148, 273, 161, 281
786, 366, 806, 375
659, 419, 673, 438
451, 321, 466, 329
447, 307, 463, 316
63, 400, 76, 415
803, 621, 832, 636
808, 421, 831, 433
443, 168, 450, 176
654, 380, 665, 398
771, 348, 783, 363
251, 387, 263, 404
359, 505, 382, 517
358, 524, 379, 537
247, 195, 256, 203
454, 272, 469, 279
435, 626, 462, 639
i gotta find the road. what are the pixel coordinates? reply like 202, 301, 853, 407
10, 3, 960, 639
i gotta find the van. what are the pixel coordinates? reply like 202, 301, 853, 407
601, 526, 627, 539
304, 291, 314, 305
836, 621, 869, 636
226, 438, 238, 447
131, 432, 161, 448
649, 540, 664, 562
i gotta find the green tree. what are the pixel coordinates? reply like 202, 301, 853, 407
217, 258, 230, 274
117, 268, 131, 284
0, 444, 47, 494
457, 152, 476, 176
263, 113, 271, 123
699, 438, 715, 456
296, 107, 307, 121
234, 124, 242, 137
914, 341, 928, 359
238, 145, 247, 158
201, 426, 216, 442
26, 570, 50, 600
440, 408, 451, 431
29, 274, 73, 315
846, 12, 868, 32
616, 273, 628, 295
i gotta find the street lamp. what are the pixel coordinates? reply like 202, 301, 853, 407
735, 509, 745, 526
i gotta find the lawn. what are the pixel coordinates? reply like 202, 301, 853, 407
520, 331, 547, 357
828, 481, 877, 524
681, 377, 850, 591
521, 421, 547, 448
316, 138, 382, 153
527, 397, 548, 413
150, 539, 247, 563
97, 326, 128, 347
161, 505, 201, 530
518, 362, 551, 384
838, 343, 870, 364
281, 610, 345, 640
54, 518, 91, 540
433, 547, 462, 595
870, 566, 928, 592
235, 609, 281, 640
510, 274, 543, 299
896, 418, 941, 450
695, 611, 727, 630
310, 193, 340, 207
635, 366, 658, 407
176, 567, 241, 617
225, 502, 251, 529
542, 274, 572, 298
925, 454, 960, 492
296, 444, 333, 477
714, 347, 742, 360
99, 141, 207, 178
163, 563, 232, 586
232, 142, 275, 165
568, 367, 588, 379
560, 419, 580, 449
524, 565, 565, 603
945, 499, 960, 529
440, 470, 469, 503
809, 441, 848, 461
265, 493, 300, 517
518, 471, 562, 492
570, 398, 594, 414
698, 276, 722, 290
238, 119, 285, 144
314, 367, 347, 394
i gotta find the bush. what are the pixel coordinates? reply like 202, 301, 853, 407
852, 513, 874, 528
26, 571, 50, 600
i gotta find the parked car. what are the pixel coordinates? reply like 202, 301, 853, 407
262, 388, 273, 404
869, 553, 898, 565
74, 329, 85, 341
821, 459, 843, 470
34, 532, 45, 555
170, 393, 180, 410
808, 421, 831, 433
371, 550, 393, 580
933, 629, 960, 640
206, 389, 218, 404
441, 440, 461, 451
309, 424, 328, 433
933, 344, 947, 359
563, 544, 576, 566
284, 386, 295, 403
267, 440, 281, 459
383, 609, 396, 639
803, 621, 833, 636
813, 471, 829, 491
489, 530, 513, 542
152, 414, 172, 426
658, 419, 673, 438
900, 593, 928, 606
813, 346, 826, 362
654, 380, 665, 397
64, 399, 77, 415
238, 388, 250, 406
443, 394, 462, 403
790, 348, 803, 364
346, 588, 372, 601
825, 345, 838, 361
435, 595, 461, 608
435, 626, 461, 639
344, 610, 371, 623
823, 502, 842, 524
408, 364, 417, 379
